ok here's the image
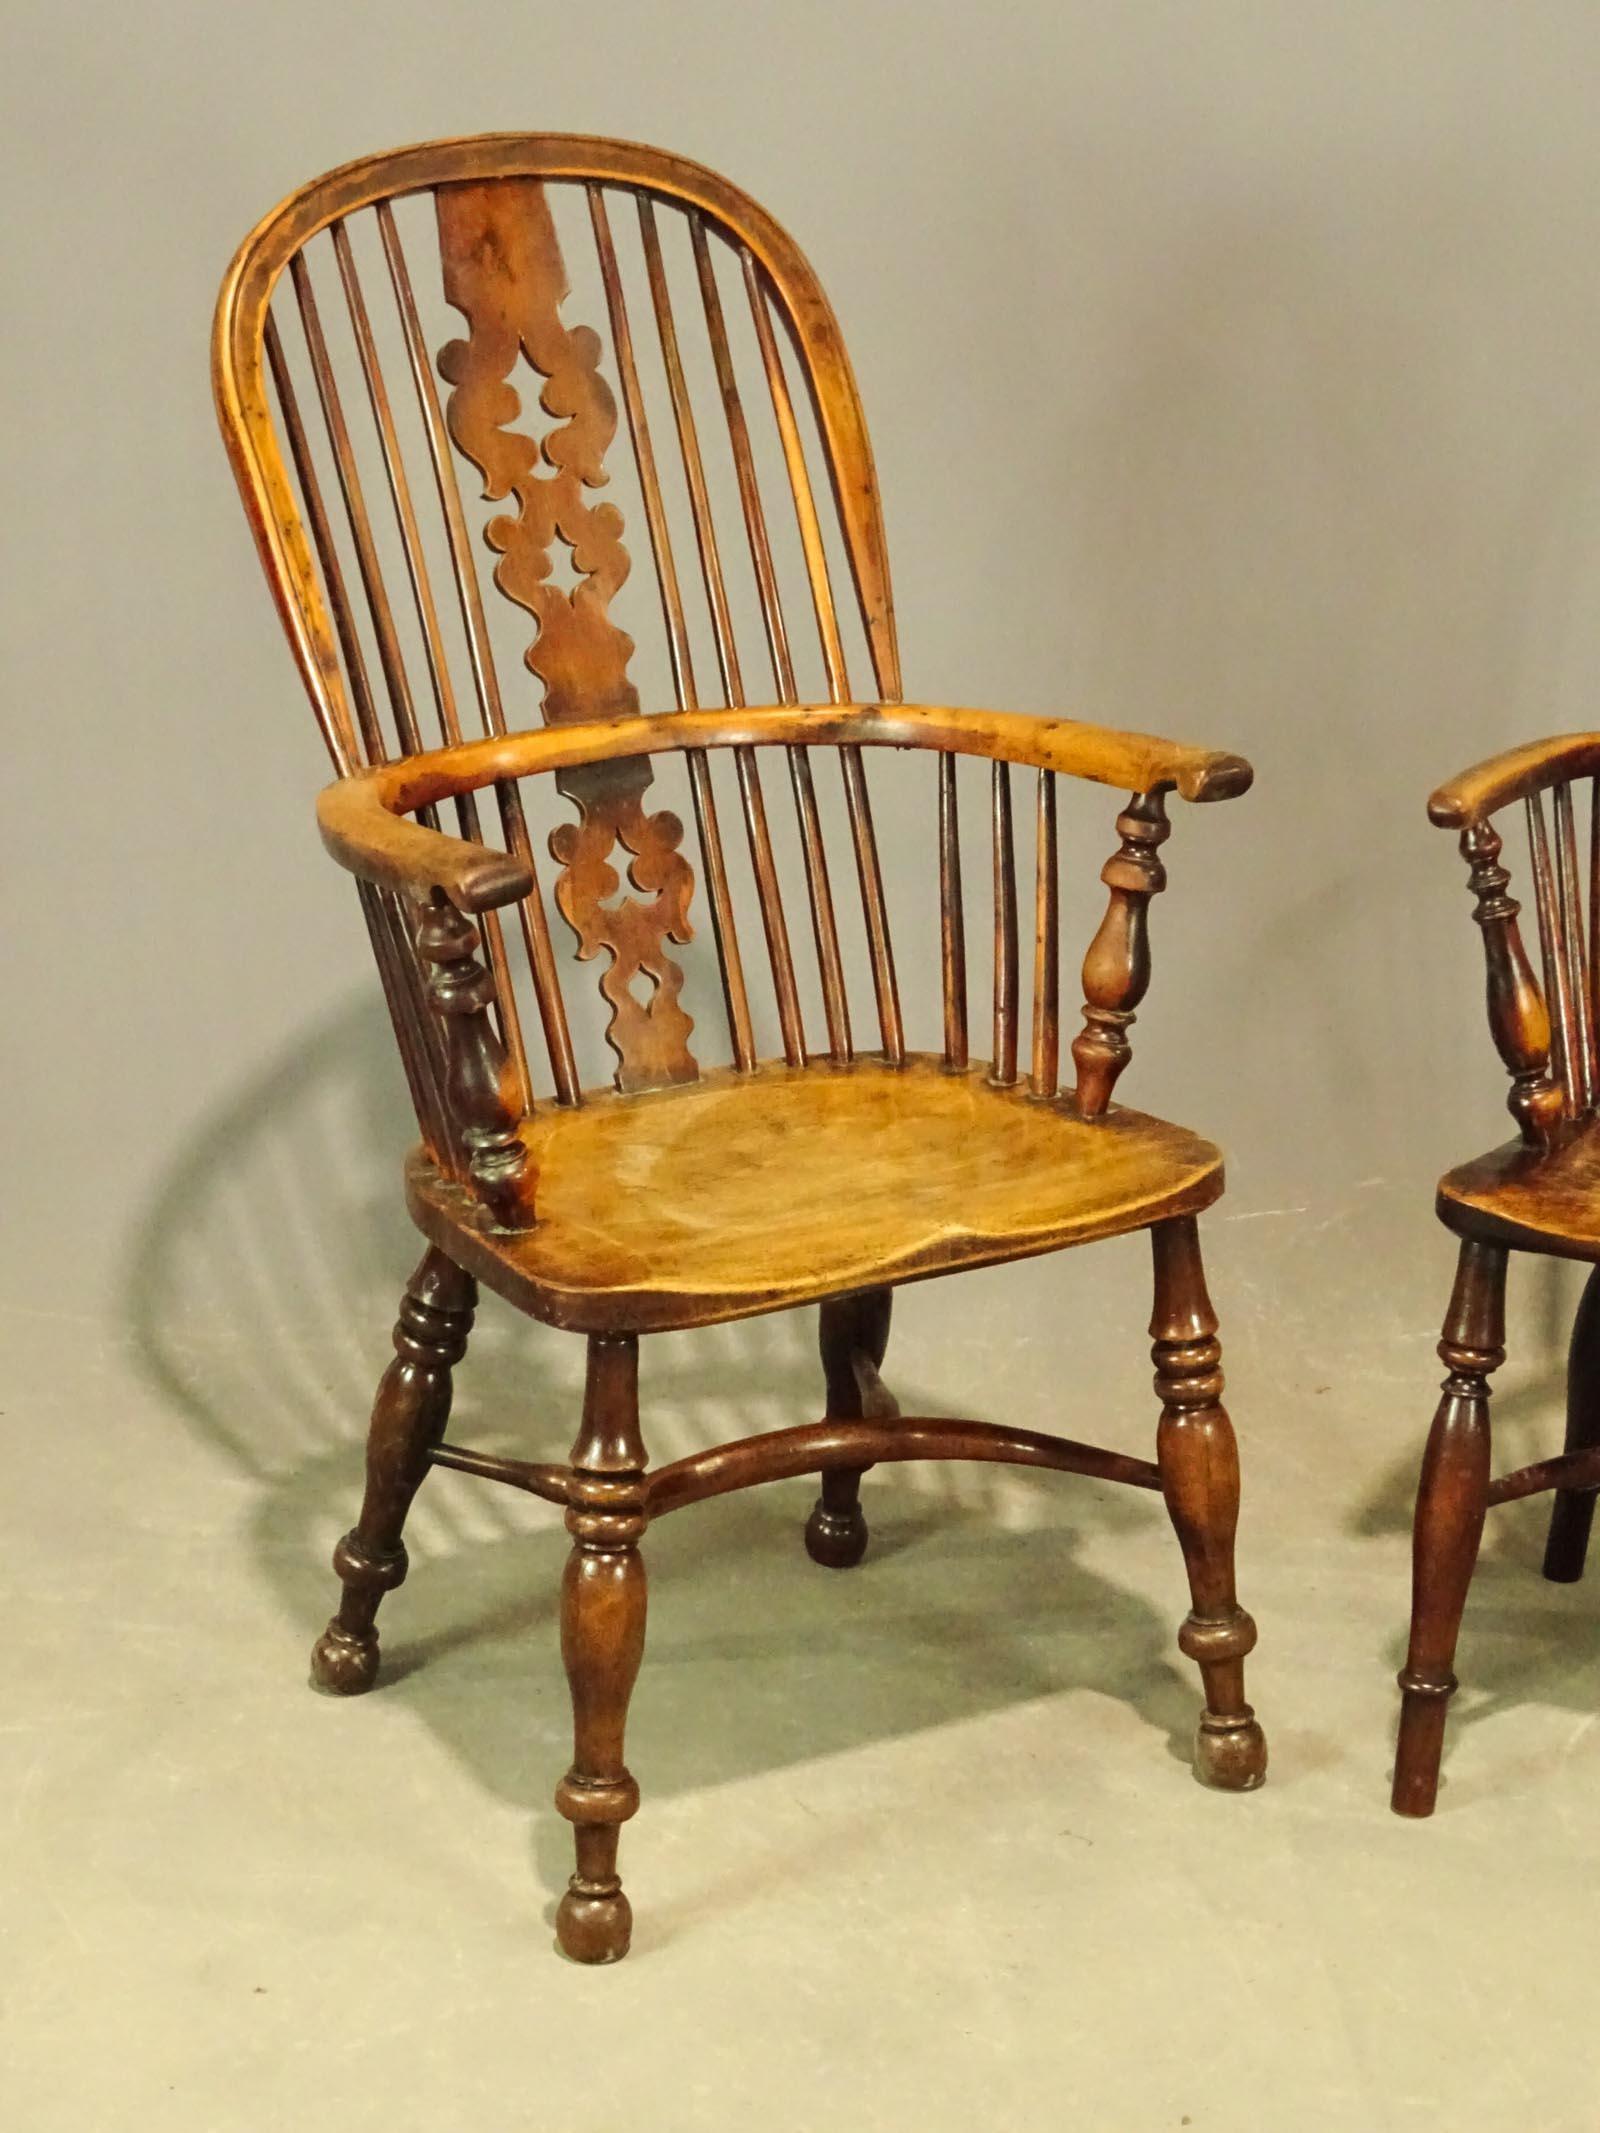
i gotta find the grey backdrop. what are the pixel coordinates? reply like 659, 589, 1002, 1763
10, 0, 1600, 1379
15, 8, 1600, 2123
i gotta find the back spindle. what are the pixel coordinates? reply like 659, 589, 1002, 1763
639, 199, 805, 1067
262, 314, 366, 772
588, 187, 756, 1075
846, 757, 904, 1063
802, 755, 854, 1063
692, 219, 848, 1063
331, 220, 461, 751
1031, 771, 1060, 1098
1554, 781, 1596, 1108
990, 762, 1018, 1085
289, 252, 424, 764
1072, 791, 1170, 1120
745, 249, 902, 1061
1527, 791, 1580, 1111
939, 754, 968, 1070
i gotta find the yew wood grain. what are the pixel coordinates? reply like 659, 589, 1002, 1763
215, 132, 1264, 1964
403, 1056, 1224, 1333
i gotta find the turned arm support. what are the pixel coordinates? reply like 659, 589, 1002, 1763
1071, 789, 1172, 1118
316, 700, 1252, 897
414, 894, 537, 1230
1440, 817, 1564, 1149
1427, 737, 1587, 1148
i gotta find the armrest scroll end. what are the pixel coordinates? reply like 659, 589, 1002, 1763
316, 775, 534, 912
1181, 751, 1254, 804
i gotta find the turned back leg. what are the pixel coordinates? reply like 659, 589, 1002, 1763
1149, 1217, 1267, 1791
1392, 1238, 1506, 1815
805, 1287, 894, 1568
311, 1246, 476, 1694
1544, 1264, 1600, 1582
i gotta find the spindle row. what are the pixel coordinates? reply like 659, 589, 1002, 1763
252, 167, 1173, 1160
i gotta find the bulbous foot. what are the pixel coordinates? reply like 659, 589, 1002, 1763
1193, 1713, 1267, 1792
310, 1622, 380, 1695
556, 1883, 633, 1964
804, 1497, 869, 1569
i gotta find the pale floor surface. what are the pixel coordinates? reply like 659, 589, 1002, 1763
6, 1179, 1600, 2131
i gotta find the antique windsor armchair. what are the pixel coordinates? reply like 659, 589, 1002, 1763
214, 133, 1266, 1964
1395, 740, 1600, 1814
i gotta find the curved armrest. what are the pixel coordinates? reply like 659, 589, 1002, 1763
329, 818, 533, 914
1429, 733, 1600, 828
318, 701, 1253, 907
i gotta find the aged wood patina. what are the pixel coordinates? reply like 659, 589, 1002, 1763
215, 132, 1265, 1963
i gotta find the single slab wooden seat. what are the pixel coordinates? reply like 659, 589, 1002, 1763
1395, 738, 1600, 1819
1438, 1125, 1600, 1260
214, 131, 1266, 1965
406, 1057, 1224, 1331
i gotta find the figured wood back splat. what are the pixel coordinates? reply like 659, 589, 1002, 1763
437, 178, 696, 1089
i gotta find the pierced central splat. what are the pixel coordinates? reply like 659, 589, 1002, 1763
436, 177, 696, 1091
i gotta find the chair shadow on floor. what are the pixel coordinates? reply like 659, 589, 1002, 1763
121, 995, 1208, 1926
1350, 1249, 1600, 1788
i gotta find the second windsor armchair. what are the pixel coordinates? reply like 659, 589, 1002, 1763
215, 133, 1266, 1962
1395, 739, 1600, 1813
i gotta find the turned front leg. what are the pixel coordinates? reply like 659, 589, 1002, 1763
1393, 1240, 1505, 1815
1149, 1217, 1267, 1791
805, 1287, 894, 1568
555, 1334, 648, 1965
311, 1247, 476, 1694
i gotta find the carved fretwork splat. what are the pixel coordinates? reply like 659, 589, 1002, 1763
436, 178, 697, 1092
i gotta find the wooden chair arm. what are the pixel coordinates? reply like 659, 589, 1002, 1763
317, 702, 1252, 904
1429, 734, 1600, 828
317, 808, 534, 914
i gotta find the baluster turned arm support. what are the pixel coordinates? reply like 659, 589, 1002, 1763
1426, 739, 1595, 1151
1456, 822, 1563, 1149
1072, 790, 1171, 1119
415, 893, 538, 1230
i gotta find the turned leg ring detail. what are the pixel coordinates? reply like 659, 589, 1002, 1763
311, 1249, 475, 1698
